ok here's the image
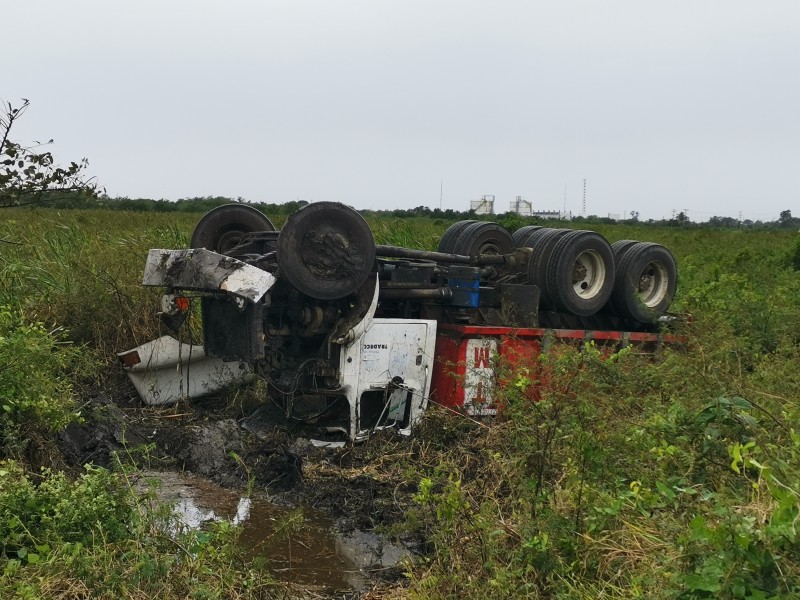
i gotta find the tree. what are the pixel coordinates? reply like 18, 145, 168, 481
708, 215, 739, 228
777, 209, 800, 229
1, 99, 99, 208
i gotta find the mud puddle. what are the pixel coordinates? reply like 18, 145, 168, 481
137, 471, 409, 593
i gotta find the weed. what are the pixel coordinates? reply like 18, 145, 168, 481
4, 207, 800, 597
0, 460, 280, 598
0, 306, 95, 458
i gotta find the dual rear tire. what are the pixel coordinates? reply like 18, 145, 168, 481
544, 231, 615, 317
514, 227, 677, 321
438, 220, 514, 256
608, 242, 677, 323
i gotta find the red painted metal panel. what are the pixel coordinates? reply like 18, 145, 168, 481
430, 332, 467, 408
430, 324, 681, 411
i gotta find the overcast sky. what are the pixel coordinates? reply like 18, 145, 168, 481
3, 1, 799, 221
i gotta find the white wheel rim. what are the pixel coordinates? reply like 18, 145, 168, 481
572, 249, 606, 299
637, 261, 669, 307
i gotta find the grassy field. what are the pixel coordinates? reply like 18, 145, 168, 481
4, 207, 797, 354
2, 207, 800, 598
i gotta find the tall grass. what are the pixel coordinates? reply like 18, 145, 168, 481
0, 209, 201, 359
3, 206, 800, 598
400, 329, 800, 597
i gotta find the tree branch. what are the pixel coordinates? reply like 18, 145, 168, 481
0, 99, 98, 208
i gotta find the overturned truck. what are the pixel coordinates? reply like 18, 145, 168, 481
120, 202, 678, 443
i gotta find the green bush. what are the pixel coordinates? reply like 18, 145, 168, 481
0, 461, 278, 598
0, 461, 133, 556
0, 306, 94, 457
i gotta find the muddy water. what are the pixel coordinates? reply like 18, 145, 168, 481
137, 471, 408, 592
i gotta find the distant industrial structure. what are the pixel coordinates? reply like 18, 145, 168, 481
470, 194, 570, 220
533, 209, 571, 220
509, 195, 532, 216
470, 195, 495, 215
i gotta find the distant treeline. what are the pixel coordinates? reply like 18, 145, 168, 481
19, 191, 800, 229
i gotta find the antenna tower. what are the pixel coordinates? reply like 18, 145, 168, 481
582, 178, 587, 216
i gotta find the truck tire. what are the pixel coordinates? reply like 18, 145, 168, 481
437, 220, 476, 253
512, 225, 543, 248
277, 202, 376, 300
526, 228, 571, 307
452, 222, 514, 257
545, 230, 614, 316
602, 239, 640, 315
611, 239, 639, 263
190, 204, 275, 254
611, 242, 677, 322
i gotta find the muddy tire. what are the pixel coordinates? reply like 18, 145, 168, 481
277, 202, 376, 300
544, 230, 614, 316
190, 204, 275, 254
512, 225, 543, 248
611, 242, 677, 322
452, 222, 514, 257
437, 220, 476, 253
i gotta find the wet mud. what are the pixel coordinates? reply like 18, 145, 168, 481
58, 375, 419, 597
137, 470, 410, 593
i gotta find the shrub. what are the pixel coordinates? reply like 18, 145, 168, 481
0, 461, 278, 598
0, 461, 134, 557
0, 306, 94, 457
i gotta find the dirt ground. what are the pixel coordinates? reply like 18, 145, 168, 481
57, 373, 424, 596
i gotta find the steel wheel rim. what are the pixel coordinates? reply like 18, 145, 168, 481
637, 261, 670, 307
572, 249, 606, 299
